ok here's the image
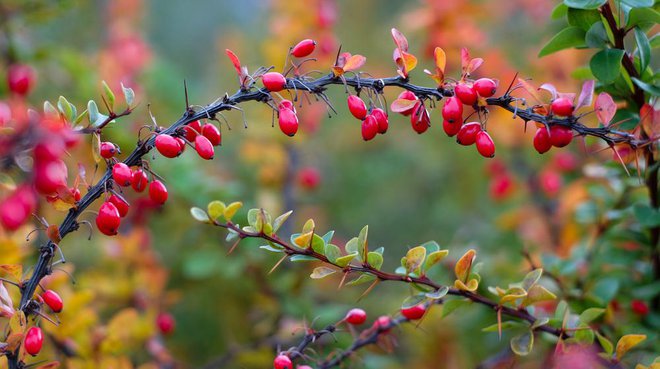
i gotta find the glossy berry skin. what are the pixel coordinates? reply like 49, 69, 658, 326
131, 168, 149, 192
347, 95, 367, 120
108, 194, 130, 217
371, 108, 389, 134
273, 355, 293, 369
262, 72, 287, 92
24, 327, 43, 356
100, 142, 118, 159
456, 122, 482, 145
183, 120, 202, 142
155, 134, 182, 158
410, 105, 430, 134
473, 78, 497, 97
631, 300, 649, 316
149, 180, 168, 205
42, 290, 63, 313
7, 64, 35, 96
202, 124, 222, 146
278, 108, 299, 137
175, 137, 186, 152
549, 125, 573, 147
551, 97, 574, 116
291, 39, 316, 58
401, 304, 426, 320
156, 312, 176, 335
533, 127, 552, 154
441, 97, 463, 124
96, 201, 121, 236
475, 131, 495, 158
195, 135, 215, 160
362, 115, 379, 141
345, 308, 367, 325
454, 83, 477, 105
112, 163, 133, 187
443, 120, 462, 137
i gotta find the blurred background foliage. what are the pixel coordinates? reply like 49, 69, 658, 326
0, 0, 657, 368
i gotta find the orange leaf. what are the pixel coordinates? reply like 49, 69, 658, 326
466, 57, 483, 75
640, 103, 658, 137
343, 55, 366, 72
461, 48, 470, 73
401, 51, 418, 75
336, 52, 352, 68
47, 225, 61, 243
518, 78, 543, 104
434, 47, 446, 76
332, 66, 345, 77
225, 49, 242, 77
390, 98, 418, 113
595, 92, 616, 126
0, 265, 23, 282
454, 249, 476, 283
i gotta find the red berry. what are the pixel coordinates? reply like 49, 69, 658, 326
156, 312, 176, 335
553, 152, 578, 172
345, 308, 367, 325
631, 300, 649, 316
34, 160, 68, 195
454, 83, 477, 105
549, 125, 573, 148
456, 122, 482, 146
96, 201, 121, 236
373, 315, 392, 333
490, 174, 513, 201
42, 290, 63, 313
262, 72, 287, 92
195, 135, 215, 160
202, 124, 222, 146
278, 108, 299, 137
401, 304, 426, 320
7, 64, 36, 96
551, 97, 574, 116
0, 188, 34, 231
155, 134, 183, 158
396, 90, 419, 116
149, 180, 168, 205
371, 108, 389, 134
33, 141, 65, 164
274, 354, 293, 369
473, 78, 497, 98
443, 120, 462, 137
71, 187, 81, 201
131, 168, 149, 192
183, 120, 202, 142
291, 39, 316, 58
298, 167, 321, 190
100, 142, 118, 159
108, 194, 129, 217
362, 115, 379, 141
24, 327, 43, 356
112, 162, 133, 186
278, 99, 296, 113
442, 97, 463, 124
475, 131, 495, 158
410, 104, 430, 134
533, 127, 552, 154
539, 170, 561, 197
175, 137, 186, 152
347, 95, 367, 120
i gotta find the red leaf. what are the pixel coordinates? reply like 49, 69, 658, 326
225, 49, 242, 77
640, 103, 659, 137
466, 57, 483, 75
575, 80, 595, 110
595, 92, 616, 126
343, 55, 366, 72
461, 48, 470, 72
391, 28, 409, 52
336, 52, 352, 68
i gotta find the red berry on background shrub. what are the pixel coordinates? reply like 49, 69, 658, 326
34, 160, 68, 195
401, 304, 426, 320
553, 151, 578, 172
551, 97, 574, 116
539, 169, 561, 197
489, 174, 513, 201
0, 187, 35, 231
262, 72, 287, 92
441, 96, 463, 124
298, 167, 321, 190
410, 104, 430, 134
371, 108, 389, 134
131, 168, 149, 192
112, 162, 133, 186
195, 135, 215, 160
149, 180, 168, 205
473, 78, 497, 97
155, 134, 183, 158
96, 201, 121, 236
291, 39, 316, 58
631, 300, 649, 316
7, 64, 36, 96
345, 308, 367, 325
454, 83, 477, 105
456, 122, 482, 146
24, 327, 43, 356
443, 120, 461, 137
533, 127, 552, 154
108, 194, 129, 217
42, 290, 63, 313
475, 131, 495, 158
184, 120, 202, 142
347, 95, 367, 120
297, 366, 313, 369
33, 141, 65, 164
373, 315, 392, 333
202, 123, 222, 146
100, 142, 119, 159
362, 115, 379, 141
273, 354, 293, 369
396, 90, 418, 116
549, 125, 573, 148
278, 108, 299, 137
156, 312, 176, 335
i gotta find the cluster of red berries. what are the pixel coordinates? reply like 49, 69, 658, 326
156, 120, 221, 160
346, 95, 389, 141
22, 289, 63, 356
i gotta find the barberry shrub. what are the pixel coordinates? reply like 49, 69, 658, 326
0, 1, 658, 369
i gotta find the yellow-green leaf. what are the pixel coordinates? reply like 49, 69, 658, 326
454, 249, 476, 283
424, 250, 449, 271
335, 253, 357, 268
272, 210, 293, 233
510, 330, 534, 356
294, 231, 313, 249
302, 219, 315, 233
223, 201, 243, 221
310, 267, 336, 279
207, 201, 226, 220
405, 246, 426, 273
357, 225, 369, 260
102, 80, 115, 110
367, 251, 384, 270
522, 268, 543, 290
521, 285, 556, 307
616, 334, 646, 360
454, 278, 479, 292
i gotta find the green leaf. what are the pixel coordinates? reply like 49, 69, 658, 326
367, 252, 384, 270
551, 3, 568, 19
590, 277, 620, 304
441, 299, 470, 318
311, 234, 326, 254
424, 250, 449, 271
531, 317, 550, 330
633, 203, 660, 227
346, 274, 375, 286
102, 80, 115, 110
554, 300, 569, 321
324, 244, 341, 263
290, 255, 317, 262
272, 210, 292, 233
44, 101, 58, 117
260, 244, 284, 253
563, 0, 606, 9
539, 26, 587, 57
595, 331, 614, 355
426, 286, 449, 300
632, 77, 660, 96
321, 230, 335, 244
401, 294, 426, 309
585, 22, 609, 48
190, 207, 210, 223
627, 7, 660, 27
634, 27, 651, 73
310, 267, 336, 279
579, 308, 605, 324
335, 253, 357, 268
87, 100, 100, 125
207, 201, 226, 220
121, 82, 135, 108
521, 285, 557, 307
57, 96, 74, 122
405, 246, 427, 274
574, 324, 595, 344
620, 0, 653, 7
345, 237, 359, 258
522, 269, 543, 290
247, 208, 259, 227
302, 219, 315, 233
568, 8, 602, 31
590, 49, 625, 83
421, 240, 440, 253
357, 225, 369, 260
510, 330, 534, 356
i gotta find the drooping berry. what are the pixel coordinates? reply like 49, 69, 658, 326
183, 120, 202, 142
155, 134, 183, 158
96, 201, 121, 236
273, 354, 293, 369
473, 78, 497, 98
550, 97, 574, 116
373, 315, 392, 333
262, 72, 287, 92
475, 131, 495, 158
112, 163, 133, 186
362, 115, 379, 141
278, 99, 296, 113
441, 97, 463, 124
7, 64, 36, 96
24, 327, 43, 356
401, 304, 426, 320
345, 308, 367, 325
149, 180, 168, 205
202, 124, 222, 146
456, 122, 482, 146
278, 108, 299, 137
631, 300, 649, 316
410, 104, 430, 134
100, 142, 119, 159
291, 39, 317, 58
42, 290, 63, 313
396, 90, 419, 116
549, 125, 573, 148
454, 83, 477, 105
533, 127, 552, 154
195, 134, 214, 160
371, 108, 389, 134
131, 168, 149, 192
108, 194, 129, 217
443, 120, 462, 137
347, 95, 367, 120
298, 167, 321, 190
175, 137, 186, 152
156, 312, 176, 335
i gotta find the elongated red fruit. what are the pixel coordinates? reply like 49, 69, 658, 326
155, 134, 182, 158
455, 83, 477, 105
149, 180, 168, 204
108, 194, 129, 217
96, 201, 121, 236
100, 142, 118, 159
456, 122, 482, 145
112, 163, 133, 186
533, 127, 552, 154
291, 39, 316, 58
262, 72, 287, 92
549, 125, 573, 147
443, 120, 462, 137
278, 108, 299, 137
195, 135, 214, 160
371, 108, 389, 134
345, 308, 367, 325
473, 78, 497, 97
411, 104, 430, 134
551, 97, 574, 116
401, 304, 426, 320
475, 131, 496, 158
42, 290, 63, 313
442, 97, 463, 123
24, 327, 43, 356
183, 120, 202, 142
347, 95, 367, 120
362, 115, 379, 141
131, 168, 149, 192
202, 124, 222, 146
